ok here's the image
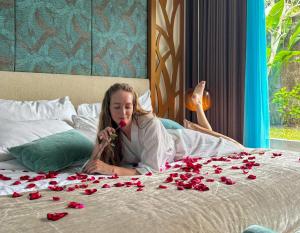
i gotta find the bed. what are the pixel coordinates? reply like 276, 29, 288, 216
0, 71, 300, 233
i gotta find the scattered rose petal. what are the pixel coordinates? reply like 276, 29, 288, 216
49, 181, 58, 185
102, 184, 111, 188
66, 187, 75, 192
20, 175, 30, 180
11, 181, 21, 185
68, 201, 85, 209
84, 188, 97, 195
0, 175, 11, 181
124, 181, 133, 186
52, 196, 60, 201
136, 187, 143, 191
135, 181, 144, 188
170, 173, 178, 178
206, 178, 215, 182
145, 172, 152, 176
47, 212, 68, 221
26, 183, 36, 189
48, 186, 64, 191
158, 185, 168, 189
29, 191, 42, 200
164, 176, 173, 183
79, 184, 88, 189
12, 192, 22, 198
108, 174, 119, 179
114, 182, 124, 187
247, 174, 256, 180
173, 164, 182, 168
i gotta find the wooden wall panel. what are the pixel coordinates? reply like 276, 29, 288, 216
149, 0, 185, 123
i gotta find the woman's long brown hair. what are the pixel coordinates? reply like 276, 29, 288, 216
97, 83, 149, 165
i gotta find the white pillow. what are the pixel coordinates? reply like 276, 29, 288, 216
72, 115, 98, 143
138, 90, 152, 112
77, 102, 102, 118
77, 90, 152, 117
0, 119, 73, 161
0, 96, 77, 124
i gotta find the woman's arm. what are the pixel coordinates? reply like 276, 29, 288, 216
83, 128, 140, 176
83, 159, 139, 176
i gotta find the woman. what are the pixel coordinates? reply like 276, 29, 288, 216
83, 82, 243, 175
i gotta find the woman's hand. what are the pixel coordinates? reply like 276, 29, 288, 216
97, 127, 116, 144
83, 159, 114, 175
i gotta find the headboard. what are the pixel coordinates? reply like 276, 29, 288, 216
0, 71, 149, 107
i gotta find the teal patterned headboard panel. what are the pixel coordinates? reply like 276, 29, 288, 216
92, 0, 147, 78
0, 0, 147, 78
0, 0, 15, 71
15, 0, 91, 75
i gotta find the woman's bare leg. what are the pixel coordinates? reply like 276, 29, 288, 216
192, 81, 212, 131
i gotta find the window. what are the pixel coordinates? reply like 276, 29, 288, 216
265, 0, 300, 151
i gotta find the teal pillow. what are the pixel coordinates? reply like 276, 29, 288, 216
159, 118, 184, 129
8, 130, 93, 172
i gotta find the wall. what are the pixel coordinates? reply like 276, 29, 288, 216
0, 0, 147, 78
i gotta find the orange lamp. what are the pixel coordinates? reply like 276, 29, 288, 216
185, 89, 212, 112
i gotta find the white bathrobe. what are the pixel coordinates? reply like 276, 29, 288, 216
120, 115, 243, 173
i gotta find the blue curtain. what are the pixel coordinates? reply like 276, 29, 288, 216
244, 0, 270, 148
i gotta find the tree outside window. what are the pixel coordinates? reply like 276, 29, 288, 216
265, 0, 300, 141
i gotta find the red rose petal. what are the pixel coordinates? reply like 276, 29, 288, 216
206, 178, 215, 182
84, 188, 97, 195
164, 176, 173, 183
136, 187, 143, 191
11, 181, 21, 185
29, 191, 42, 200
68, 201, 85, 209
247, 174, 256, 180
145, 172, 152, 176
101, 184, 111, 188
20, 175, 30, 180
26, 183, 36, 189
135, 181, 144, 188
158, 185, 168, 189
48, 186, 64, 191
52, 196, 60, 201
66, 187, 75, 192
12, 192, 22, 198
0, 175, 11, 181
49, 181, 58, 185
108, 174, 119, 179
114, 182, 124, 187
47, 212, 68, 221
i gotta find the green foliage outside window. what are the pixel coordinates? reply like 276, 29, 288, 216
265, 0, 300, 132
272, 84, 300, 126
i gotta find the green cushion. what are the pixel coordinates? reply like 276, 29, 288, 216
159, 118, 184, 129
8, 130, 93, 172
